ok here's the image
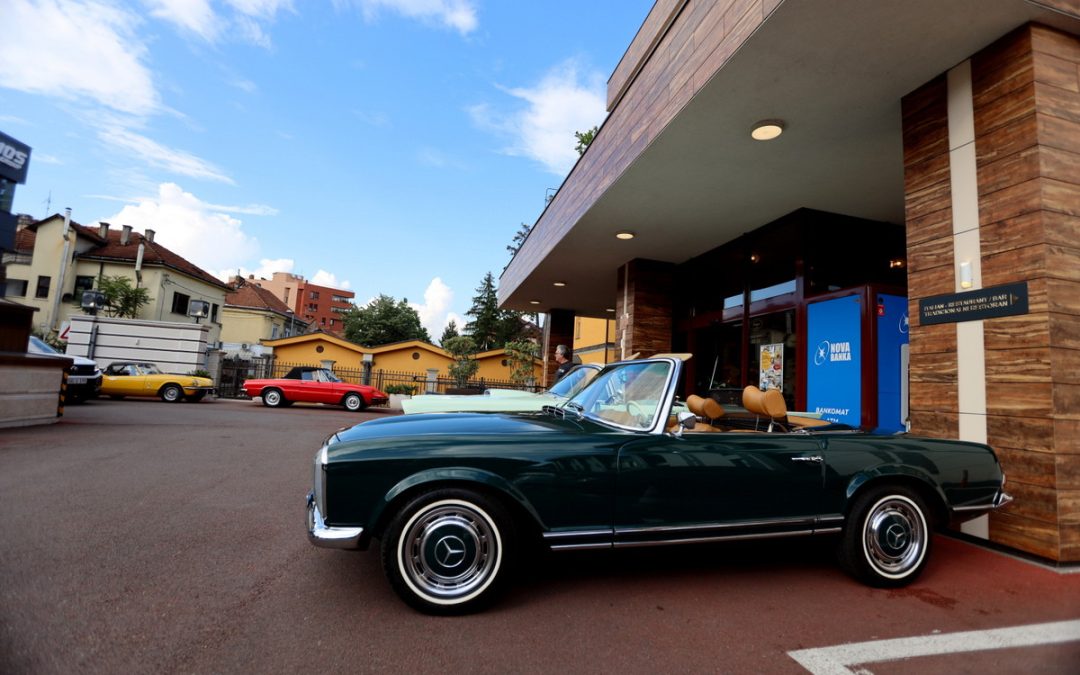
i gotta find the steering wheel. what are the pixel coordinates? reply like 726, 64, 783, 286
626, 400, 649, 426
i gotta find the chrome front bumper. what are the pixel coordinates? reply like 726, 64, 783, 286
306, 492, 363, 549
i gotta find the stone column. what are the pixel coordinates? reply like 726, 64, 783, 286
542, 309, 575, 387
615, 259, 674, 359
902, 24, 1080, 562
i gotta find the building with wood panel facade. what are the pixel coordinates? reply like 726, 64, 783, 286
499, 1, 1079, 562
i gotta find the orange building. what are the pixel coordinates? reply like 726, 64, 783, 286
251, 271, 354, 336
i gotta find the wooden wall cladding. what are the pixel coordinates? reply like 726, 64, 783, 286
971, 24, 1080, 561
503, 0, 767, 298
616, 260, 674, 356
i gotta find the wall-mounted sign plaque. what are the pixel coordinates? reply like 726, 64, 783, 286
918, 282, 1028, 326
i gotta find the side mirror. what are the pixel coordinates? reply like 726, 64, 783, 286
678, 411, 697, 430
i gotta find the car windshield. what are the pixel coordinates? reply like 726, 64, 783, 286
547, 365, 599, 399
138, 364, 162, 375
566, 360, 672, 431
304, 369, 341, 383
28, 335, 59, 355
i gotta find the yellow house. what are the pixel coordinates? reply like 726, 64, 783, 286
261, 333, 543, 386
4, 214, 228, 346
572, 317, 617, 364
220, 278, 309, 356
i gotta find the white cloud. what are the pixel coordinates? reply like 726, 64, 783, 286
0, 1, 159, 115
409, 277, 458, 339
471, 59, 608, 176
104, 182, 260, 273
417, 147, 465, 170
226, 0, 295, 18
311, 270, 352, 290
144, 0, 220, 40
337, 0, 478, 35
98, 126, 235, 184
222, 257, 296, 282
36, 154, 64, 165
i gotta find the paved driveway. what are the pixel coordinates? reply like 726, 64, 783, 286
1, 399, 1077, 674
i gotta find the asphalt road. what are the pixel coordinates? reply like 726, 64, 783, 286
1, 398, 1078, 674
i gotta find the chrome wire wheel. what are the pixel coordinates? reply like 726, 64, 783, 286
861, 494, 927, 580
396, 499, 502, 607
161, 384, 182, 402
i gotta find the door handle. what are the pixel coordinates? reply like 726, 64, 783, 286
791, 455, 824, 463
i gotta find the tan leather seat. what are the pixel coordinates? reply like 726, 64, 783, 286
686, 394, 724, 432
742, 385, 787, 431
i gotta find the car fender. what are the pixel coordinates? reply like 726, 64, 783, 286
843, 464, 949, 515
378, 467, 545, 531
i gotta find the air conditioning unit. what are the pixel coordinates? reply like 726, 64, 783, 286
241, 343, 250, 351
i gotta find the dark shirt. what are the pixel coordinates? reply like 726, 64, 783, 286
554, 360, 573, 382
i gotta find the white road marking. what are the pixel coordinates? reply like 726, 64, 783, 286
788, 619, 1080, 675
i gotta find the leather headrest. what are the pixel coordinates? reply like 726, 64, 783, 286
686, 394, 706, 416
743, 385, 787, 420
700, 397, 724, 419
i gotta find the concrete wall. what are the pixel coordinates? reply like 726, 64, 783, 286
0, 354, 66, 428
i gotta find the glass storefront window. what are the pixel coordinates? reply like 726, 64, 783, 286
749, 309, 796, 409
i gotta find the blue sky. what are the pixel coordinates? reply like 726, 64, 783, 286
1, 0, 653, 335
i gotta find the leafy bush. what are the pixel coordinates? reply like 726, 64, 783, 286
188, 369, 212, 378
384, 384, 417, 395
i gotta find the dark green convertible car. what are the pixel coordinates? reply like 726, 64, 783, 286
306, 357, 1010, 614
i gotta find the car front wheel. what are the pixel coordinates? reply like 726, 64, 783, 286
840, 485, 932, 587
381, 489, 514, 614
262, 388, 285, 407
343, 392, 365, 412
160, 384, 183, 403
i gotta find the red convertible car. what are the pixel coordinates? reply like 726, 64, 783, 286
242, 366, 389, 412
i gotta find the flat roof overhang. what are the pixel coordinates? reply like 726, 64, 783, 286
499, 0, 1079, 317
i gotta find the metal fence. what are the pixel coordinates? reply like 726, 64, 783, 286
215, 358, 542, 399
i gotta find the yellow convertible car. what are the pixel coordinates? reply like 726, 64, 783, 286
101, 361, 215, 402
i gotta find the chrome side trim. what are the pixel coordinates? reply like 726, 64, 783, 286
543, 529, 612, 539
615, 517, 816, 536
994, 491, 1013, 508
814, 527, 843, 535
614, 530, 815, 549
306, 492, 363, 549
952, 491, 1013, 513
549, 542, 614, 551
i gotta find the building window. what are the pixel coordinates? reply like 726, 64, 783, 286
320, 317, 326, 325
4, 279, 28, 297
74, 275, 95, 298
283, 288, 290, 304
211, 303, 219, 322
332, 294, 350, 303
329, 318, 335, 327
309, 290, 320, 300
171, 292, 190, 315
35, 276, 51, 298
271, 324, 280, 339
316, 345, 325, 353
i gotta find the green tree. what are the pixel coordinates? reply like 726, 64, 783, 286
439, 319, 460, 347
506, 222, 532, 257
443, 335, 479, 387
504, 339, 538, 385
574, 126, 598, 155
343, 294, 431, 346
465, 272, 501, 351
96, 275, 152, 318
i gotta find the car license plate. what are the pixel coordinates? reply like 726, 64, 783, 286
67, 376, 88, 384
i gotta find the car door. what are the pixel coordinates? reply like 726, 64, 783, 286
614, 431, 830, 546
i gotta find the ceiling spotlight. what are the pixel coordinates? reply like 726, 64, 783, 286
529, 300, 540, 305
751, 119, 785, 141
889, 258, 906, 269
615, 231, 635, 240
605, 308, 615, 313
749, 253, 760, 263
553, 281, 566, 287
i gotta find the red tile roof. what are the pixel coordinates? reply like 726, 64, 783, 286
72, 223, 229, 290
226, 280, 295, 317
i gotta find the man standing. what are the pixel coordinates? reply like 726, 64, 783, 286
553, 344, 573, 382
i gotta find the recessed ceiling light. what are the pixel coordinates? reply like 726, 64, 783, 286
553, 281, 566, 287
529, 300, 541, 305
605, 308, 615, 312
751, 119, 785, 141
615, 231, 635, 240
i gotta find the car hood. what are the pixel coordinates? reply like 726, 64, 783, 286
330, 411, 586, 446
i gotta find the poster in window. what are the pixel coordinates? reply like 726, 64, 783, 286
759, 343, 784, 392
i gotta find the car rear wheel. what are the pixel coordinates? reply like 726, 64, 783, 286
381, 489, 514, 615
839, 485, 931, 587
160, 384, 183, 403
262, 388, 285, 408
343, 392, 365, 412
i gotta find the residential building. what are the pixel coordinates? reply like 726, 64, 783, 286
3, 213, 229, 346
254, 271, 354, 335
220, 276, 310, 357
499, 2, 1080, 563
573, 317, 617, 364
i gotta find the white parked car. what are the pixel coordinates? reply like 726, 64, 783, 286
401, 363, 602, 414
26, 335, 103, 403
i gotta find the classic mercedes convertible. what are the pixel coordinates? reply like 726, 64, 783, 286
306, 356, 1010, 614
